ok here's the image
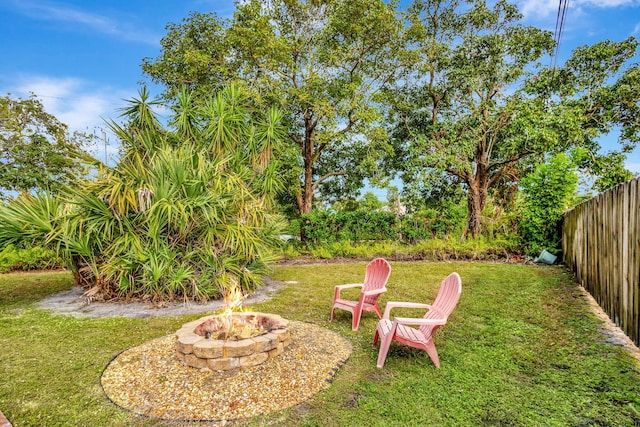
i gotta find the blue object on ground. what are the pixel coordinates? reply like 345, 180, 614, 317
534, 250, 557, 265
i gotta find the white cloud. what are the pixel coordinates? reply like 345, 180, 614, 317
4, 75, 137, 163
4, 75, 175, 165
518, 0, 559, 18
7, 0, 160, 45
13, 76, 123, 131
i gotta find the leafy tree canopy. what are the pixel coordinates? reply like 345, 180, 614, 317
0, 94, 96, 198
142, 0, 409, 216
389, 0, 639, 236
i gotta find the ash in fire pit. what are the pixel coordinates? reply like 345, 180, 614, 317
176, 312, 291, 371
193, 312, 280, 340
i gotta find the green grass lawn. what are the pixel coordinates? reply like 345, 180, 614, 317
1, 262, 639, 426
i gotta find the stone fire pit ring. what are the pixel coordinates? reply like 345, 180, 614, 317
176, 312, 291, 371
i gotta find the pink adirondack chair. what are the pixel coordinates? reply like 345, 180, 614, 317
330, 258, 392, 331
373, 272, 462, 368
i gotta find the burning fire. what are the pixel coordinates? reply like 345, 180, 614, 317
195, 284, 267, 340
223, 285, 245, 311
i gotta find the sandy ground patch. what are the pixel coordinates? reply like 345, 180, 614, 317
37, 278, 286, 318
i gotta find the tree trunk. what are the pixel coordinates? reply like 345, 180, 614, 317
299, 158, 314, 215
296, 116, 316, 241
465, 158, 490, 237
466, 183, 483, 237
296, 115, 316, 216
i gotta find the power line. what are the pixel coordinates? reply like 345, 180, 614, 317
551, 0, 570, 72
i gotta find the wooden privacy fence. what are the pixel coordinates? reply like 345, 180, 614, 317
562, 177, 640, 346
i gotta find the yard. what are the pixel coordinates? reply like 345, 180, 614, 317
1, 261, 639, 426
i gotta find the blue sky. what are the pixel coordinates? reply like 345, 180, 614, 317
1, 0, 639, 173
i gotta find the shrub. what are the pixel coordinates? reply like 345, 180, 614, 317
0, 86, 288, 302
301, 210, 398, 243
309, 246, 333, 259
0, 245, 65, 273
280, 244, 300, 259
300, 208, 467, 244
284, 236, 520, 262
519, 154, 578, 256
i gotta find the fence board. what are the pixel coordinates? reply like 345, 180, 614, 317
563, 177, 640, 346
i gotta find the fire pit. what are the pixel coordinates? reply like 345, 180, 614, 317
176, 312, 291, 371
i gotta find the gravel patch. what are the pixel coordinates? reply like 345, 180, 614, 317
101, 321, 351, 422
37, 278, 286, 318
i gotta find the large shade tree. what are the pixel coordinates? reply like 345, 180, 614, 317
142, 0, 408, 216
0, 94, 96, 198
390, 0, 639, 236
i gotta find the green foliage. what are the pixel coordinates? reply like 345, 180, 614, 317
408, 203, 467, 239
0, 93, 97, 197
301, 210, 398, 243
1, 85, 287, 301
308, 246, 333, 259
591, 151, 635, 192
390, 0, 556, 236
281, 235, 520, 261
304, 240, 397, 259
143, 0, 407, 214
358, 191, 384, 212
480, 195, 520, 240
408, 235, 520, 260
519, 153, 579, 256
391, 1, 640, 237
330, 191, 389, 214
300, 206, 467, 245
142, 12, 230, 97
0, 245, 65, 273
283, 218, 302, 236
280, 244, 300, 259
0, 192, 62, 250
525, 37, 640, 187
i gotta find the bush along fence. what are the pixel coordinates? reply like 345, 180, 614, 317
562, 177, 640, 346
300, 210, 459, 244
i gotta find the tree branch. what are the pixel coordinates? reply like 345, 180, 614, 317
311, 170, 347, 191
487, 150, 535, 176
445, 167, 470, 183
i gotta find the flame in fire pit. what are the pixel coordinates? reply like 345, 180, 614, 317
223, 285, 244, 311
194, 284, 266, 340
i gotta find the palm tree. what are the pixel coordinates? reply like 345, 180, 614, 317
2, 85, 287, 302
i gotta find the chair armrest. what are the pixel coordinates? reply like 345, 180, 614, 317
334, 283, 363, 300
362, 287, 387, 296
336, 283, 363, 290
393, 317, 446, 326
382, 302, 432, 319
